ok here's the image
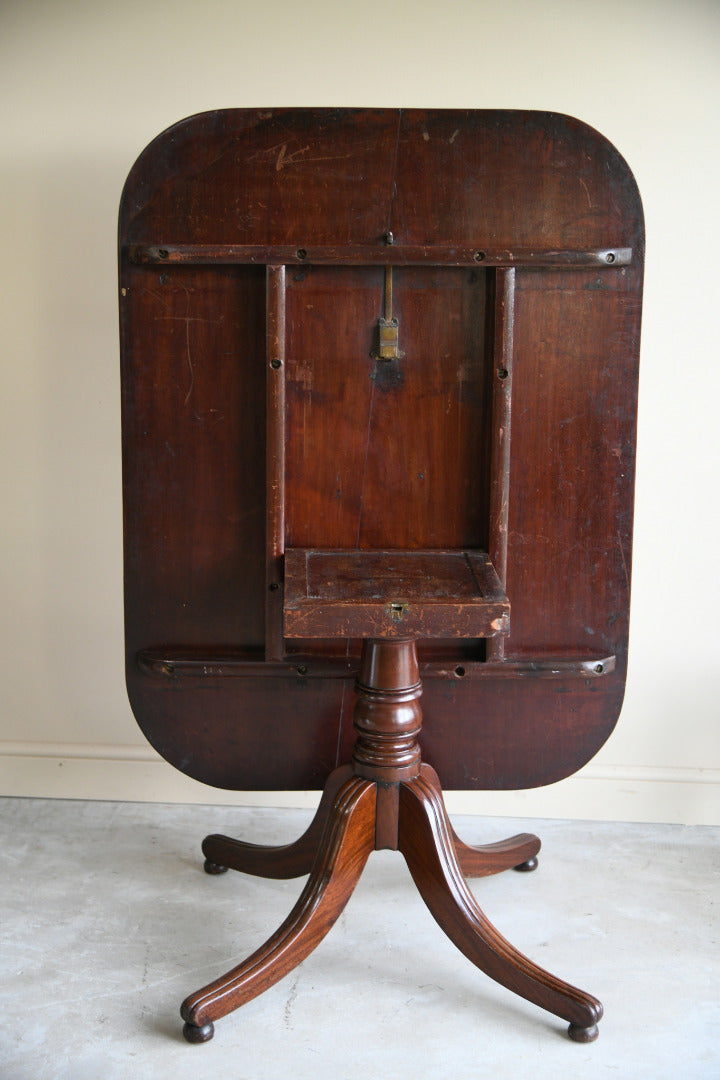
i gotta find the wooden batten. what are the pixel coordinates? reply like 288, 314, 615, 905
486, 268, 515, 663
265, 265, 286, 660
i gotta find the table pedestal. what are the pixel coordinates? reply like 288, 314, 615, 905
181, 639, 601, 1044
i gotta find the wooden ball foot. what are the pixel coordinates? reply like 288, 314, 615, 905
568, 1022, 599, 1043
204, 859, 228, 875
513, 856, 538, 872
183, 1020, 215, 1043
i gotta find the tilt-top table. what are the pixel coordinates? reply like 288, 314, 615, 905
119, 108, 643, 1043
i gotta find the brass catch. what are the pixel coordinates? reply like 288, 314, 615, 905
377, 317, 401, 360
374, 266, 404, 361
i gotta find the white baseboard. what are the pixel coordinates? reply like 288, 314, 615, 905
0, 742, 717, 825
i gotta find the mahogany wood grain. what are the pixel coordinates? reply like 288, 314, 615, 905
486, 268, 515, 663
120, 109, 643, 792
122, 110, 640, 253
137, 648, 614, 682
283, 264, 492, 555
129, 243, 632, 268
200, 761, 539, 880
201, 766, 353, 879
504, 268, 641, 663
181, 774, 376, 1041
420, 765, 541, 877
351, 639, 424, 782
284, 548, 509, 640
398, 769, 602, 1040
265, 265, 286, 660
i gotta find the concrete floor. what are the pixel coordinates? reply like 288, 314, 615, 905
1, 797, 718, 1080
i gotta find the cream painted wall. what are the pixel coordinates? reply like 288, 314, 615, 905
1, 0, 718, 823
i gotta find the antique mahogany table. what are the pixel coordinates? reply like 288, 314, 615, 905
119, 109, 643, 1043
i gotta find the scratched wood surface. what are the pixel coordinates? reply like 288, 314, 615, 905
283, 549, 509, 640
119, 109, 643, 790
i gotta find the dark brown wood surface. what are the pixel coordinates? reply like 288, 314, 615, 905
283, 548, 509, 639
119, 108, 643, 791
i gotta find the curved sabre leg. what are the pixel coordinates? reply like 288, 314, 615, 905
398, 771, 602, 1042
202, 765, 353, 879
420, 766, 541, 877
181, 775, 376, 1042
452, 828, 540, 876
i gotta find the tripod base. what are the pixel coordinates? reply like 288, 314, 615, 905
181, 763, 601, 1044
181, 640, 602, 1044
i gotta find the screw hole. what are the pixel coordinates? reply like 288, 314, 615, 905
269, 582, 279, 592
474, 250, 485, 262
296, 248, 307, 260
497, 367, 509, 380
297, 665, 308, 676
158, 249, 169, 260
455, 665, 466, 677
270, 358, 282, 369
605, 252, 616, 264
595, 663, 604, 674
